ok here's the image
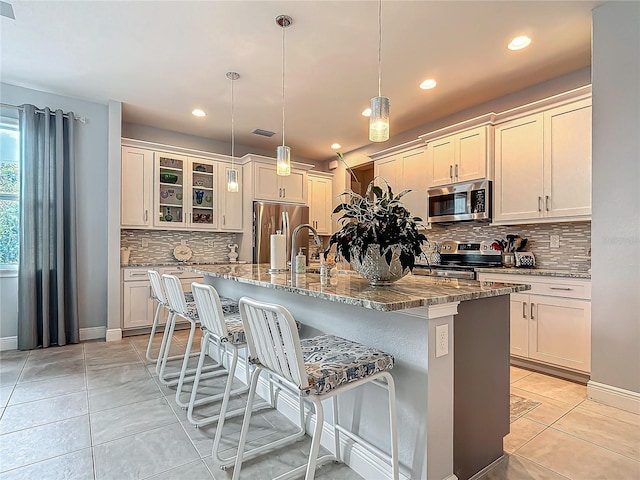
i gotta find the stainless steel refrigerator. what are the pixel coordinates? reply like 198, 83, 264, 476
253, 202, 309, 265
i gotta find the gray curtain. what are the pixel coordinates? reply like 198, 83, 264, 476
18, 105, 79, 350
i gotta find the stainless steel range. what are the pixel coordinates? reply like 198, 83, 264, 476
413, 240, 502, 280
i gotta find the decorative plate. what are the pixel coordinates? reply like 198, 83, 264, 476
173, 244, 193, 262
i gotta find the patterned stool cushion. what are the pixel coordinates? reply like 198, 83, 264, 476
223, 314, 246, 345
184, 291, 194, 303
299, 335, 394, 396
220, 296, 240, 315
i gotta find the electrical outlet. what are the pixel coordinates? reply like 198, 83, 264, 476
550, 235, 560, 248
141, 238, 149, 248
435, 324, 449, 358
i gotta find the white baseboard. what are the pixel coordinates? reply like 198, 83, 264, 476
105, 328, 123, 342
230, 351, 413, 480
79, 327, 106, 341
587, 380, 640, 415
0, 336, 18, 351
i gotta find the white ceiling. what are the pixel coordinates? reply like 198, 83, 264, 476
1, 1, 599, 161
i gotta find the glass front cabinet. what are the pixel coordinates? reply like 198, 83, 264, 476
153, 153, 223, 231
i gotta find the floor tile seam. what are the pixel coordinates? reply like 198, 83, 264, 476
89, 416, 182, 448
510, 453, 572, 480
0, 446, 94, 475
547, 425, 640, 462
3, 388, 89, 409
0, 410, 90, 436
87, 393, 172, 416
137, 456, 206, 480
507, 421, 550, 456
571, 402, 640, 428
508, 384, 585, 407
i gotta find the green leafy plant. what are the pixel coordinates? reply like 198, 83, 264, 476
325, 175, 428, 272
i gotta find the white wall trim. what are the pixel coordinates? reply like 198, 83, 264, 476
79, 327, 106, 342
587, 381, 640, 415
228, 350, 414, 480
0, 336, 18, 351
105, 328, 123, 342
0, 266, 18, 278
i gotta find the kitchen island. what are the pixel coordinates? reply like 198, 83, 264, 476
182, 264, 529, 480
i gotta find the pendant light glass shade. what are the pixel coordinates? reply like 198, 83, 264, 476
227, 168, 239, 192
276, 14, 292, 176
226, 71, 240, 192
369, 95, 390, 142
276, 145, 291, 176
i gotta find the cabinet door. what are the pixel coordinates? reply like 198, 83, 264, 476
154, 152, 188, 228
428, 137, 455, 186
121, 147, 152, 227
543, 100, 592, 219
254, 163, 280, 201
456, 126, 487, 182
528, 296, 591, 372
280, 169, 307, 204
510, 293, 529, 358
375, 156, 399, 188
494, 114, 544, 222
401, 149, 429, 221
123, 281, 155, 329
308, 175, 332, 235
219, 163, 243, 231
188, 158, 218, 230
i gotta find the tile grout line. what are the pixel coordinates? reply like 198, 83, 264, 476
545, 424, 640, 463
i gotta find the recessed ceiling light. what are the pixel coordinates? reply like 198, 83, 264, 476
362, 108, 371, 117
508, 36, 532, 51
192, 109, 206, 117
419, 79, 437, 90
331, 143, 341, 150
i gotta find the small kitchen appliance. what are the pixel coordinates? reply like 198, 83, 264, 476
413, 240, 502, 279
427, 180, 492, 223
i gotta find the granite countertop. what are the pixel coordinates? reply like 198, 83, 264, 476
180, 263, 530, 312
475, 267, 591, 279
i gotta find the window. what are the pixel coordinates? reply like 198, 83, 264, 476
0, 115, 20, 267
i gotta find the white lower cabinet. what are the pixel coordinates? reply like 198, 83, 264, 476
478, 273, 591, 373
122, 267, 203, 330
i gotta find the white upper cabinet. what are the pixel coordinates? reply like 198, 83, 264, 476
494, 98, 592, 224
374, 146, 429, 221
121, 147, 153, 228
307, 172, 333, 235
427, 125, 490, 187
154, 152, 189, 228
253, 161, 307, 204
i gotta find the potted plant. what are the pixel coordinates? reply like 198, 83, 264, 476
325, 175, 428, 285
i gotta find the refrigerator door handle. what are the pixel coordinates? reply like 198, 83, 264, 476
282, 211, 290, 264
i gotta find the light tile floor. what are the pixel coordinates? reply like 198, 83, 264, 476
1, 335, 638, 480
477, 366, 640, 480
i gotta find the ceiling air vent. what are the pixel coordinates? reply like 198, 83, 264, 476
252, 128, 276, 137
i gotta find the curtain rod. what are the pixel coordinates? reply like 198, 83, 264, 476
0, 102, 87, 123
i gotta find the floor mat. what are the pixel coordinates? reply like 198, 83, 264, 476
510, 394, 541, 423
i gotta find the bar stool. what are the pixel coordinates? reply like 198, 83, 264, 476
189, 283, 274, 428
232, 296, 399, 480
160, 274, 229, 406
146, 270, 197, 366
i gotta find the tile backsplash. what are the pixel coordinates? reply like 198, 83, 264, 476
121, 229, 237, 264
423, 221, 591, 270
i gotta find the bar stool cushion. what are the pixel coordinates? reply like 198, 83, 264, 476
299, 334, 394, 396
184, 296, 239, 321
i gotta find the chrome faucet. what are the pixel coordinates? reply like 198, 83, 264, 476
290, 224, 323, 274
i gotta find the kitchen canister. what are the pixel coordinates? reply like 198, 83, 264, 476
120, 247, 131, 265
270, 231, 286, 271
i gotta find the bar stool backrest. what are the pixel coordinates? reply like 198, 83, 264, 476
162, 274, 188, 316
191, 283, 229, 339
148, 270, 166, 304
238, 297, 309, 391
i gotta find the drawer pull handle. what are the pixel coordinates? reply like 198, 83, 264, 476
522, 302, 527, 319
449, 165, 453, 180
549, 287, 573, 291
530, 303, 535, 320
545, 195, 550, 211
130, 273, 147, 277
538, 196, 542, 212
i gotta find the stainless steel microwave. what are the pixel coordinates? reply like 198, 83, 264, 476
427, 180, 492, 223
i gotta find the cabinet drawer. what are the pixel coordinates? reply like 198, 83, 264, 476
159, 267, 202, 279
477, 273, 590, 300
123, 268, 154, 281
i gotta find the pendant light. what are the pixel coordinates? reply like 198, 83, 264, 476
369, 0, 389, 142
276, 14, 292, 176
226, 71, 240, 192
